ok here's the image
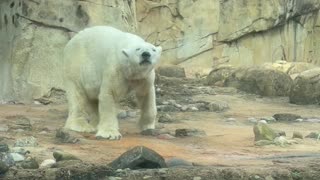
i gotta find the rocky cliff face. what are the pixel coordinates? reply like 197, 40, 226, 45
1, 0, 320, 102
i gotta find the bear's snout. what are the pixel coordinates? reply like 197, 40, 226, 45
140, 51, 152, 65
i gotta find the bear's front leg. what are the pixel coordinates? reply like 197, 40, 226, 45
136, 82, 157, 131
96, 91, 122, 140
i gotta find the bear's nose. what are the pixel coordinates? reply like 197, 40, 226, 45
141, 51, 151, 59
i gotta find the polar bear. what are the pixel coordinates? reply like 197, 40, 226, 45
62, 26, 162, 140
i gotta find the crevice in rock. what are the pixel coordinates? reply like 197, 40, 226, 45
16, 13, 77, 32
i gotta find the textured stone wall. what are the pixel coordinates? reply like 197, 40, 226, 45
1, 0, 320, 102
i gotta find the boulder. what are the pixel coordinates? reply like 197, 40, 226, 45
289, 68, 320, 105
253, 122, 277, 141
225, 66, 293, 96
109, 146, 167, 170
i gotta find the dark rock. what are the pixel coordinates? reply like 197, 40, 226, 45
0, 161, 8, 174
175, 129, 206, 137
7, 115, 32, 131
0, 153, 15, 167
0, 143, 9, 152
158, 113, 173, 123
305, 132, 320, 139
225, 66, 293, 96
293, 131, 303, 139
157, 65, 186, 78
289, 68, 320, 105
55, 128, 81, 143
166, 158, 193, 167
53, 151, 80, 162
273, 113, 302, 122
21, 157, 39, 169
141, 129, 161, 136
253, 122, 277, 141
109, 146, 167, 170
14, 136, 38, 147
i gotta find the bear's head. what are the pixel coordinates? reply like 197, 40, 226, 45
122, 42, 162, 79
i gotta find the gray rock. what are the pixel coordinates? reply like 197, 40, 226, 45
7, 115, 32, 131
166, 158, 193, 167
55, 128, 81, 144
206, 101, 229, 112
109, 146, 167, 170
189, 107, 199, 111
253, 122, 277, 141
258, 120, 267, 124
0, 143, 9, 152
53, 151, 80, 162
0, 153, 15, 167
117, 111, 128, 119
14, 136, 38, 147
292, 131, 303, 139
273, 113, 302, 122
0, 161, 8, 174
10, 153, 25, 162
305, 132, 320, 139
21, 157, 39, 169
175, 129, 206, 137
158, 113, 173, 123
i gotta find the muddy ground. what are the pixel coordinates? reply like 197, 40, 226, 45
1, 76, 320, 179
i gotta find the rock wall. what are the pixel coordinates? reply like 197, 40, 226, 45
1, 0, 320, 102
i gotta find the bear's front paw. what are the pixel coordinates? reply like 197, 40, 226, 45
95, 129, 122, 140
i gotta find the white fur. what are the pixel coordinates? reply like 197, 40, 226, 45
63, 26, 162, 140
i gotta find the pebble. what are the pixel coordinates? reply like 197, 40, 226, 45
181, 106, 188, 111
40, 159, 56, 168
14, 136, 38, 147
258, 120, 267, 124
248, 117, 258, 124
174, 104, 182, 108
295, 118, 304, 122
189, 107, 199, 111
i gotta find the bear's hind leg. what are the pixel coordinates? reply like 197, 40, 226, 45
64, 82, 96, 133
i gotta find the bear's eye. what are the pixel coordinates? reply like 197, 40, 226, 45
136, 48, 141, 51
152, 48, 156, 52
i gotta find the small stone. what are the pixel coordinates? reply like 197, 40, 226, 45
0, 161, 8, 174
174, 104, 182, 108
258, 120, 267, 124
21, 157, 39, 169
189, 107, 199, 111
260, 117, 276, 123
109, 146, 167, 169
55, 128, 81, 144
206, 101, 229, 112
157, 134, 175, 140
175, 129, 206, 137
254, 140, 275, 146
53, 151, 80, 162
253, 122, 277, 141
181, 106, 188, 111
305, 132, 320, 139
39, 159, 56, 168
143, 175, 153, 179
295, 118, 304, 122
273, 113, 302, 122
141, 129, 161, 136
158, 113, 173, 123
162, 101, 170, 105
248, 117, 258, 124
0, 143, 9, 152
254, 175, 261, 180
117, 111, 128, 119
292, 131, 303, 139
14, 136, 38, 147
166, 158, 193, 167
10, 153, 25, 162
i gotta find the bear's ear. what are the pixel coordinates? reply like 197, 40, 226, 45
122, 49, 130, 58
156, 46, 162, 54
